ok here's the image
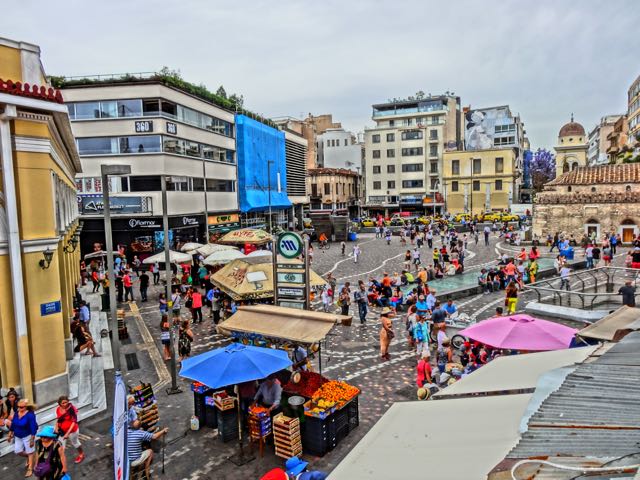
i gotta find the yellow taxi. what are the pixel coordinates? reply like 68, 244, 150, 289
480, 212, 500, 222
453, 213, 471, 223
499, 212, 520, 222
361, 218, 375, 227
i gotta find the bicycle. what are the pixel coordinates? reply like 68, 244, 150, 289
318, 239, 331, 250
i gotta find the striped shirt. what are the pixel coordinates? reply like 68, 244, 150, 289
127, 428, 153, 462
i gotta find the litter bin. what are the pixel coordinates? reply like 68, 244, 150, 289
101, 293, 110, 312
348, 232, 357, 242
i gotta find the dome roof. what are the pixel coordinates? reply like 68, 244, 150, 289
559, 115, 585, 137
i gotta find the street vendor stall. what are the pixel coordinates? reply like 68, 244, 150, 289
218, 228, 273, 245
210, 257, 326, 301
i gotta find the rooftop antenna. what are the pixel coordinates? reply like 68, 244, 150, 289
571, 112, 574, 122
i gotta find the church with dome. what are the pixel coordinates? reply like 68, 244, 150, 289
554, 115, 588, 177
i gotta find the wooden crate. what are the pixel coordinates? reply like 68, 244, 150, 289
275, 442, 303, 459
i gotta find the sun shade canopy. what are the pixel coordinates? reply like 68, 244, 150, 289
577, 306, 640, 342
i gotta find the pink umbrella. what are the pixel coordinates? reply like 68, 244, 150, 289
458, 314, 578, 351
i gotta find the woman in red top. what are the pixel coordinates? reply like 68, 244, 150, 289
529, 246, 540, 260
54, 395, 84, 464
190, 288, 203, 324
416, 352, 433, 388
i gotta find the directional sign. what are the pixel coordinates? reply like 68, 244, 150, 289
277, 287, 305, 298
276, 263, 305, 271
277, 231, 303, 259
278, 300, 306, 310
277, 272, 305, 284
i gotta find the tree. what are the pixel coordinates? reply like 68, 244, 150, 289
531, 148, 556, 191
216, 86, 227, 98
415, 90, 426, 100
229, 93, 244, 109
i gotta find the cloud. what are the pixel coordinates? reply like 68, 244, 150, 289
3, 0, 638, 148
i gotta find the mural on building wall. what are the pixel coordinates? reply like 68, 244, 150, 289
464, 107, 512, 150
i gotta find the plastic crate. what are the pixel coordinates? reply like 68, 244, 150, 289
217, 409, 239, 442
204, 405, 218, 428
347, 396, 359, 432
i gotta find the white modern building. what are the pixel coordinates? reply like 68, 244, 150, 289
363, 95, 461, 215
317, 127, 362, 170
587, 114, 623, 166
62, 75, 239, 254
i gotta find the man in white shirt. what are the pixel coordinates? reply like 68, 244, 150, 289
560, 266, 571, 290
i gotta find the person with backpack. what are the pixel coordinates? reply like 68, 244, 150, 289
178, 320, 194, 361
33, 425, 67, 479
54, 395, 84, 464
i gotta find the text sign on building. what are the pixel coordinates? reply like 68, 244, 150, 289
278, 300, 305, 310
277, 232, 303, 259
134, 120, 153, 133
166, 122, 177, 135
79, 195, 150, 215
40, 300, 61, 316
276, 272, 305, 284
277, 287, 305, 298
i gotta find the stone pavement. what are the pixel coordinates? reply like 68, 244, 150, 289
2, 233, 625, 479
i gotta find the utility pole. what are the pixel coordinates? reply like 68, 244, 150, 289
202, 158, 210, 244
267, 160, 273, 232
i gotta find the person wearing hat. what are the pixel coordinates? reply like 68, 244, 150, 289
379, 307, 395, 361
33, 425, 67, 479
285, 456, 328, 480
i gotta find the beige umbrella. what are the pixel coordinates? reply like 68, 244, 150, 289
84, 250, 123, 260
142, 250, 193, 264
203, 249, 246, 266
246, 249, 272, 258
218, 228, 273, 245
180, 242, 204, 252
210, 257, 326, 301
196, 243, 238, 257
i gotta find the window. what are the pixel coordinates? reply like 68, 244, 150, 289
386, 133, 395, 142
452, 159, 460, 175
100, 101, 117, 118
119, 136, 162, 154
167, 176, 189, 192
324, 183, 331, 195
402, 179, 423, 188
401, 130, 423, 140
473, 180, 480, 191
430, 162, 438, 174
429, 145, 438, 157
401, 147, 424, 156
117, 99, 143, 117
207, 179, 235, 192
74, 102, 100, 120
129, 176, 161, 192
429, 130, 438, 140
495, 157, 504, 173
472, 158, 482, 174
142, 99, 160, 116
495, 180, 503, 190
494, 136, 515, 146
430, 178, 439, 190
451, 181, 459, 192
387, 149, 395, 158
387, 181, 396, 189
387, 165, 395, 173
430, 116, 441, 125
495, 124, 515, 133
373, 181, 382, 190
372, 150, 381, 159
389, 120, 395, 126
372, 134, 381, 143
161, 100, 177, 118
77, 137, 119, 155
401, 163, 423, 172
311, 184, 318, 197
372, 166, 381, 174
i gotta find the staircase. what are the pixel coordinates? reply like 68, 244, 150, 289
0, 289, 110, 456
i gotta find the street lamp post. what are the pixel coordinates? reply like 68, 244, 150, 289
202, 158, 210, 244
267, 160, 274, 232
101, 164, 131, 373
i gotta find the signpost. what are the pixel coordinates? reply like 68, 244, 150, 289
275, 232, 309, 309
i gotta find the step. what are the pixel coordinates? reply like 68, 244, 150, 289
91, 355, 107, 411
77, 354, 93, 407
67, 355, 81, 401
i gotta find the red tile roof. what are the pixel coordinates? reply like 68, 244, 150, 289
548, 163, 640, 186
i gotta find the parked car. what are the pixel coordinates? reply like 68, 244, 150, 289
361, 218, 375, 227
453, 213, 471, 223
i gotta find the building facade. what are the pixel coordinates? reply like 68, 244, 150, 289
554, 116, 588, 177
629, 74, 640, 144
533, 164, 640, 242
442, 148, 518, 214
317, 128, 362, 170
0, 37, 82, 404
364, 95, 461, 215
307, 168, 361, 217
606, 114, 629, 163
282, 129, 309, 228
587, 115, 622, 166
61, 78, 238, 253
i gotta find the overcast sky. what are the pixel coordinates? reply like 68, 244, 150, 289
4, 0, 638, 148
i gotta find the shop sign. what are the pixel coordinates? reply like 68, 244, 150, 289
134, 120, 153, 133
166, 122, 177, 135
208, 213, 240, 225
128, 218, 162, 229
40, 300, 61, 316
277, 231, 303, 259
182, 216, 199, 226
276, 272, 305, 284
278, 300, 305, 310
277, 287, 305, 298
79, 195, 151, 215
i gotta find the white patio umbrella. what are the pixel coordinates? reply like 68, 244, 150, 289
196, 243, 238, 257
84, 250, 122, 260
142, 250, 193, 264
246, 250, 272, 258
180, 242, 204, 253
203, 249, 246, 266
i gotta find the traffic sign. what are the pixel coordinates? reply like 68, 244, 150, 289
277, 287, 305, 298
277, 272, 305, 284
277, 231, 303, 259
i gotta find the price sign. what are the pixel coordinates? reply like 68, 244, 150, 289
277, 231, 303, 259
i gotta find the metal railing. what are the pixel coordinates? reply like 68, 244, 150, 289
524, 266, 639, 309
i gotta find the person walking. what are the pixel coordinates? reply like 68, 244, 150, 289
123, 270, 134, 302
54, 395, 84, 464
132, 256, 141, 277
341, 241, 346, 256
505, 281, 519, 314
170, 288, 182, 322
379, 307, 394, 361
354, 281, 368, 324
413, 313, 429, 357
152, 261, 160, 285
385, 229, 392, 245
33, 425, 67, 479
191, 288, 203, 324
7, 398, 38, 477
139, 269, 149, 302
321, 286, 331, 313
160, 314, 172, 361
549, 232, 559, 252
209, 289, 221, 325
426, 230, 433, 249
352, 244, 361, 263
483, 225, 491, 246
90, 268, 100, 293
338, 286, 351, 316
618, 280, 637, 307
178, 320, 194, 361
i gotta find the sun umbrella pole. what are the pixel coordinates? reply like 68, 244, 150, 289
272, 236, 278, 305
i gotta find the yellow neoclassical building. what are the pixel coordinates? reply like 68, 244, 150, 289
442, 148, 518, 214
0, 37, 81, 405
554, 115, 588, 177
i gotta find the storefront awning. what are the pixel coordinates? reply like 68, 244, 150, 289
577, 306, 640, 342
218, 305, 347, 345
240, 190, 292, 213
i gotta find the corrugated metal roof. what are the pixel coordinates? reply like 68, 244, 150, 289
506, 331, 640, 462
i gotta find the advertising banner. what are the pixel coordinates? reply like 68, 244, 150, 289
79, 195, 151, 215
113, 372, 129, 480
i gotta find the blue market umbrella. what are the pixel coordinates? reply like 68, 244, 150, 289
179, 343, 292, 389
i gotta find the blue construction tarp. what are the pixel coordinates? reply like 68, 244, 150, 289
235, 114, 292, 213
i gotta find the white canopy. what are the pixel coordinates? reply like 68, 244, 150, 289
329, 394, 533, 480
203, 249, 246, 266
142, 251, 193, 264
433, 346, 597, 399
246, 249, 272, 257
180, 242, 204, 252
84, 250, 122, 260
196, 243, 238, 257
